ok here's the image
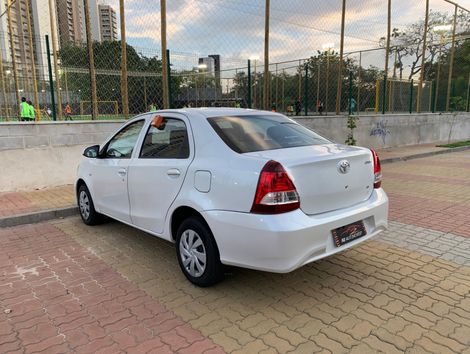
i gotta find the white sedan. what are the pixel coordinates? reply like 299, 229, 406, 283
76, 108, 388, 286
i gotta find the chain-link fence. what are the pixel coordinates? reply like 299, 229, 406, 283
0, 0, 468, 121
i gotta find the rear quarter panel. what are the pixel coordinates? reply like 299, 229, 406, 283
171, 113, 267, 214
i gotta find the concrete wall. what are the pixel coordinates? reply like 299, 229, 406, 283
0, 113, 469, 191
295, 112, 470, 149
0, 120, 123, 151
0, 121, 125, 191
1, 113, 469, 152
0, 145, 86, 192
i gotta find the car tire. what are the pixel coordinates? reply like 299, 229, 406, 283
77, 184, 103, 226
175, 216, 224, 287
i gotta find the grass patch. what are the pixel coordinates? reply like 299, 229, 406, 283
437, 140, 470, 148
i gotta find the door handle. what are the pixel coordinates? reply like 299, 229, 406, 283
167, 169, 181, 177
118, 168, 127, 177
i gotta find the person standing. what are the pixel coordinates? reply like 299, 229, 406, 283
20, 97, 29, 121
27, 100, 35, 121
295, 100, 301, 116
348, 97, 357, 115
317, 100, 324, 115
64, 102, 72, 121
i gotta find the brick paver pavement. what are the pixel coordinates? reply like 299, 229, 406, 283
1, 150, 470, 353
377, 143, 450, 161
0, 223, 223, 354
0, 185, 74, 218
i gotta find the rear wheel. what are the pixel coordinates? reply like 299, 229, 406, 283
176, 217, 223, 287
78, 184, 103, 225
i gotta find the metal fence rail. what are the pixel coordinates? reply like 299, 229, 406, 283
0, 0, 468, 121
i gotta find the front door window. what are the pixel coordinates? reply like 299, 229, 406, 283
104, 120, 145, 158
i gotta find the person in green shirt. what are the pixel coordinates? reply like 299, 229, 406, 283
27, 100, 35, 121
20, 97, 29, 121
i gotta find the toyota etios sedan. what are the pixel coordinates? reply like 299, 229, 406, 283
77, 108, 388, 286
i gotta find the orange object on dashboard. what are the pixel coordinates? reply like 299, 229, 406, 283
151, 115, 166, 129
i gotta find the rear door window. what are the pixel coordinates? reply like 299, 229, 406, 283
208, 115, 330, 153
139, 118, 189, 159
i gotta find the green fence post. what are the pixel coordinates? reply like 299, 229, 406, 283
431, 80, 436, 113
409, 79, 414, 114
348, 71, 353, 115
166, 49, 172, 108
45, 35, 56, 121
247, 60, 252, 108
304, 65, 308, 116
382, 74, 387, 114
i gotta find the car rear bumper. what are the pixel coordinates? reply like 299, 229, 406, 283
202, 188, 388, 273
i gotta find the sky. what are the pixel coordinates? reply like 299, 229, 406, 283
101, 0, 469, 72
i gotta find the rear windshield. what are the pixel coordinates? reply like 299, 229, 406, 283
207, 115, 331, 153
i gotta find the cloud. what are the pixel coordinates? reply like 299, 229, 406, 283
107, 0, 462, 71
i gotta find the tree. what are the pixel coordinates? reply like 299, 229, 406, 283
382, 10, 470, 81
59, 41, 182, 114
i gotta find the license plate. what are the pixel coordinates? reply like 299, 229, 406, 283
332, 220, 366, 247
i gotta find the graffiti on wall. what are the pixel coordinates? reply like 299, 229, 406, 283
370, 120, 391, 144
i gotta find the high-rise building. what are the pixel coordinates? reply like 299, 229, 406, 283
31, 0, 60, 78
89, 0, 101, 42
53, 0, 101, 46
55, 0, 85, 46
199, 55, 222, 99
209, 54, 221, 92
198, 57, 215, 74
0, 0, 59, 81
98, 4, 117, 41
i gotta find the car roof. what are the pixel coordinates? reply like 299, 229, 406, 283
155, 108, 282, 119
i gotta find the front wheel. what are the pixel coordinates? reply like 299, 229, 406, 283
77, 184, 103, 226
176, 217, 223, 287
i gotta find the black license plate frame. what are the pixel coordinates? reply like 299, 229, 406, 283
332, 220, 367, 247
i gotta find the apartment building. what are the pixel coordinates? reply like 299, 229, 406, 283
98, 4, 117, 41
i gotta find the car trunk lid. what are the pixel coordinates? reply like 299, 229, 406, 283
245, 144, 374, 215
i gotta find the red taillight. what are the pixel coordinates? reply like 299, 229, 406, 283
251, 160, 300, 214
371, 149, 382, 188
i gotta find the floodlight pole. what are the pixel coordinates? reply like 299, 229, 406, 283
335, 0, 346, 115
6, 0, 20, 114
161, 0, 169, 109
25, 0, 40, 120
263, 0, 270, 111
48, 0, 63, 119
120, 0, 129, 118
417, 0, 429, 113
83, 0, 98, 119
382, 0, 391, 114
445, 4, 458, 112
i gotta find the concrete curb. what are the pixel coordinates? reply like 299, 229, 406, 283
0, 206, 78, 228
1, 145, 469, 228
381, 145, 470, 164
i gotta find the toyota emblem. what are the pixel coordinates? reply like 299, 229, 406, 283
338, 160, 350, 174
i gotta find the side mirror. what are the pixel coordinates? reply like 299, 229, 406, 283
83, 145, 100, 158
